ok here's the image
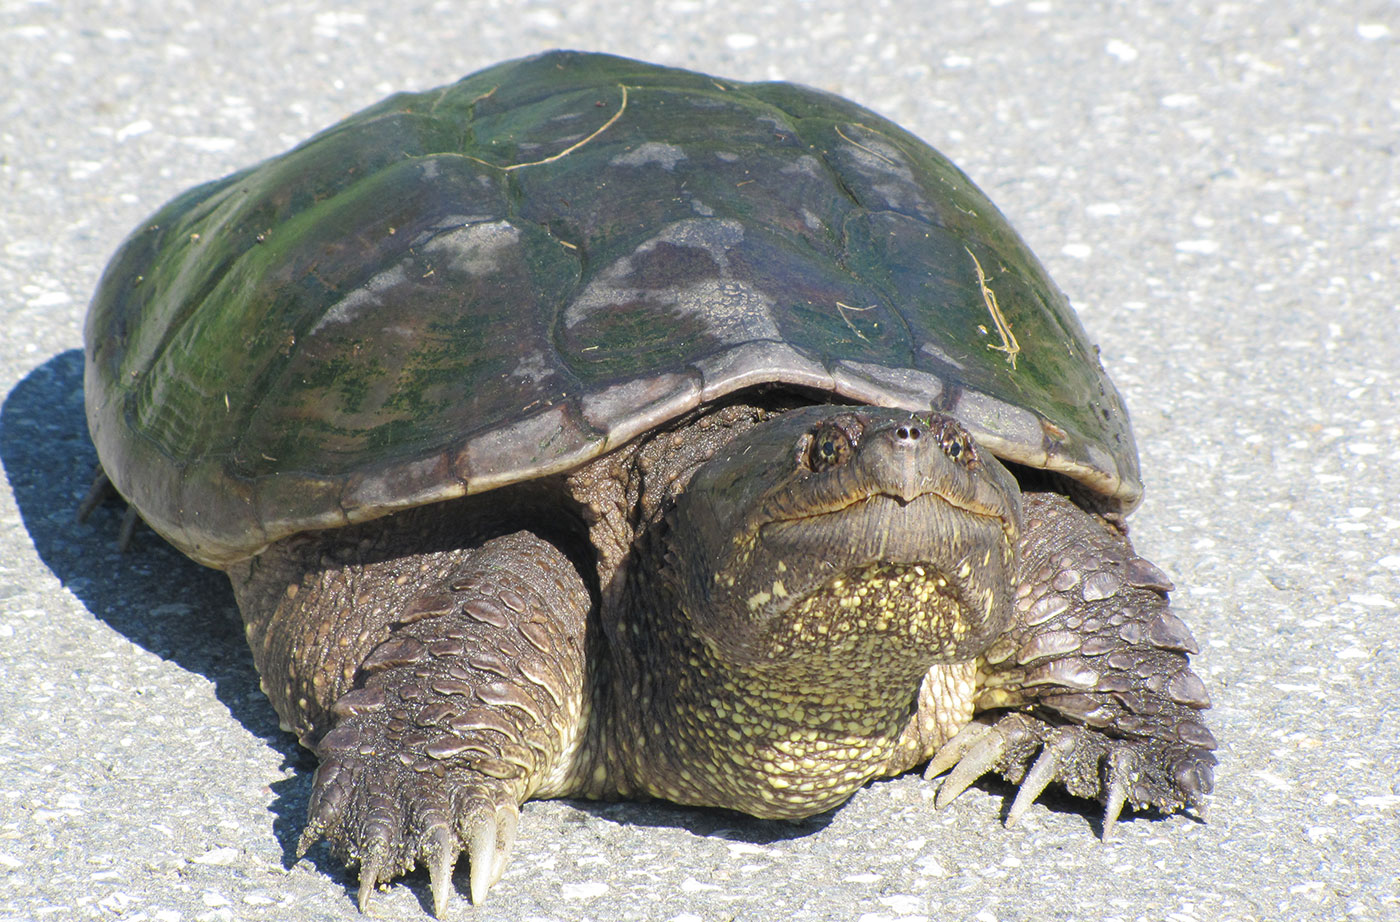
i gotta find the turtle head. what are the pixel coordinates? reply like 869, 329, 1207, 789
667, 405, 1022, 672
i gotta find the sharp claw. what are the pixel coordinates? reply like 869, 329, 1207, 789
1006, 736, 1069, 827
357, 858, 386, 913
428, 827, 458, 918
490, 805, 519, 888
935, 730, 1006, 810
295, 823, 323, 860
925, 720, 994, 781
467, 823, 498, 905
1101, 752, 1130, 840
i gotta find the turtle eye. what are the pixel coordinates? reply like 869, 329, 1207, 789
939, 426, 977, 466
807, 423, 855, 472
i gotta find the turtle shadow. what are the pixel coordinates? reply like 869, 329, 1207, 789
0, 349, 315, 838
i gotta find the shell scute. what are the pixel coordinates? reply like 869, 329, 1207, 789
86, 50, 1139, 566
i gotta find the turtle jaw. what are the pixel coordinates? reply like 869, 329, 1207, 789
668, 406, 1022, 672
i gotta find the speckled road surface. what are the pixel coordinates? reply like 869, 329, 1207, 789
3, 2, 1397, 920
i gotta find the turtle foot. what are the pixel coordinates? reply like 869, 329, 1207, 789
926, 711, 1216, 837
284, 529, 593, 915
298, 734, 522, 914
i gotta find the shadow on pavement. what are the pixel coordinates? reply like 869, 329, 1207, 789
1, 349, 315, 839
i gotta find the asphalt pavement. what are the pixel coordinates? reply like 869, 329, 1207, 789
2, 1, 1397, 920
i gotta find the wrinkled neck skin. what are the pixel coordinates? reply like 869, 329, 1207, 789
606, 559, 947, 818
580, 403, 1020, 819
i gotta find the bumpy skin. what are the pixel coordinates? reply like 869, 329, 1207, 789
225, 405, 1214, 914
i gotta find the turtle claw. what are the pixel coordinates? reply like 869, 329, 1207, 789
299, 732, 525, 913
357, 856, 386, 913
428, 827, 458, 917
1005, 733, 1071, 827
932, 726, 1007, 810
923, 720, 993, 782
76, 467, 141, 550
1100, 750, 1131, 840
466, 803, 519, 904
75, 467, 114, 523
491, 804, 519, 886
927, 712, 1216, 835
467, 822, 497, 905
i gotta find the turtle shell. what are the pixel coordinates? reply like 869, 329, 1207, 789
85, 50, 1139, 568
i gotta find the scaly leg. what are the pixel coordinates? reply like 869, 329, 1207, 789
926, 492, 1216, 835
233, 519, 592, 914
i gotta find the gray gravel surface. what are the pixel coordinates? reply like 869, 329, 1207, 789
3, 1, 1398, 920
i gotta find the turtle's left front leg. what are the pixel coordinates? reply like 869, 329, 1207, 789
926, 492, 1216, 835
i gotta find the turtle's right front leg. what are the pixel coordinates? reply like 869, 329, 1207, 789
923, 492, 1216, 835
235, 528, 593, 914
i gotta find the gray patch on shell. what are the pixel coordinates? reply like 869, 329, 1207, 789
565, 219, 769, 341
569, 218, 744, 308
693, 341, 834, 401
692, 280, 780, 341
839, 127, 913, 179
420, 220, 521, 277
611, 141, 687, 170
310, 263, 409, 333
714, 151, 740, 162
407, 214, 497, 248
834, 360, 945, 409
780, 154, 824, 180
691, 199, 716, 216
339, 452, 461, 516
919, 341, 968, 371
510, 350, 554, 386
800, 208, 823, 231
836, 126, 933, 214
873, 182, 927, 212
654, 217, 745, 262
457, 403, 601, 492
579, 372, 702, 440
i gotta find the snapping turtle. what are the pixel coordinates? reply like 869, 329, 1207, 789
84, 51, 1215, 914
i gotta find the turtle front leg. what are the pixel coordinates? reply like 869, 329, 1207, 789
233, 524, 593, 914
925, 492, 1216, 835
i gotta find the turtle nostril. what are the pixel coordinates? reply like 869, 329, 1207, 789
895, 425, 922, 442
